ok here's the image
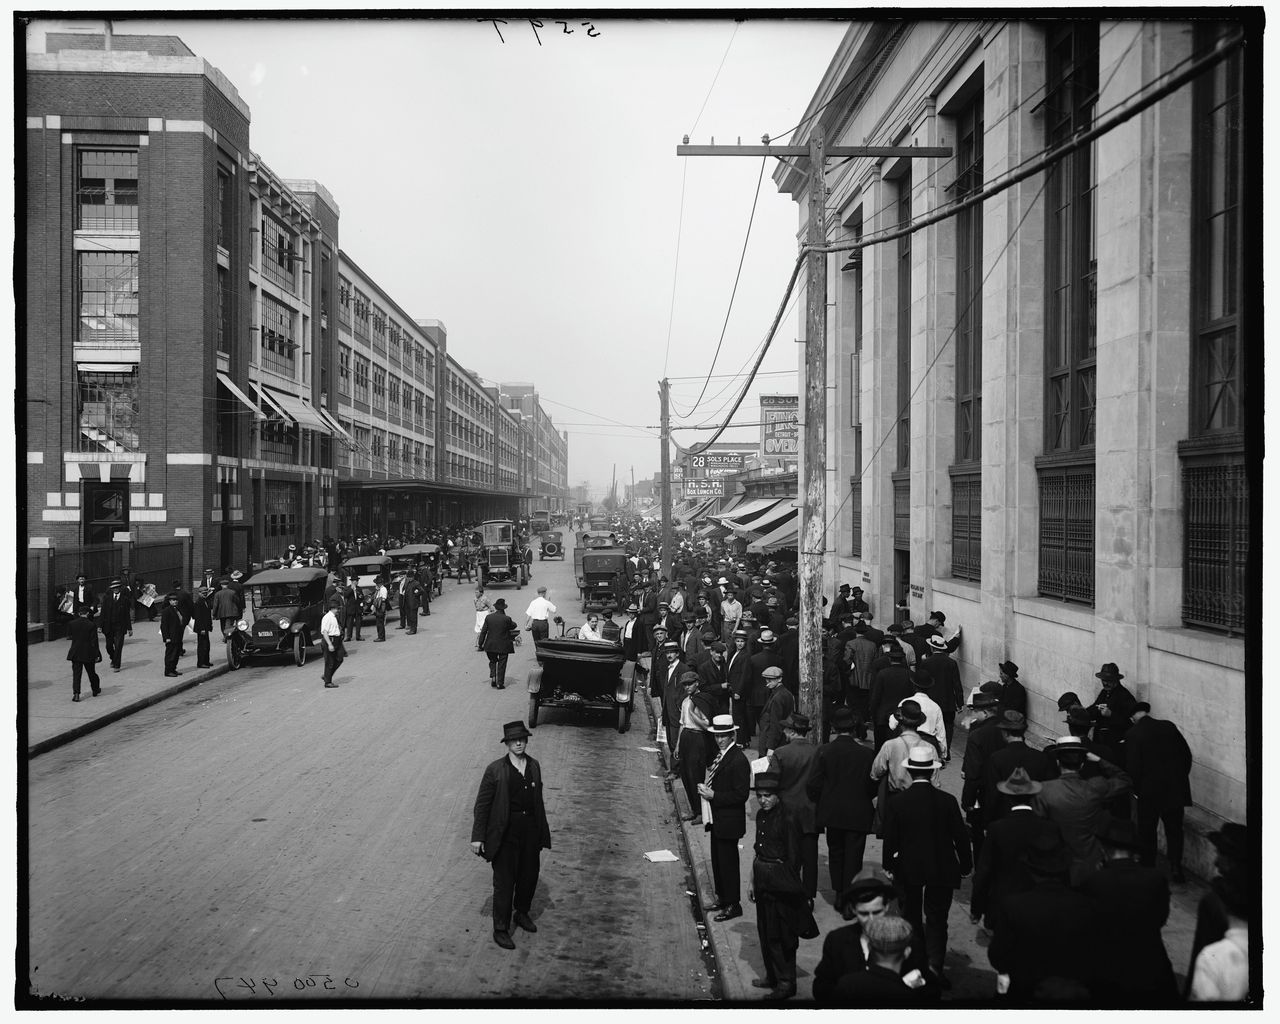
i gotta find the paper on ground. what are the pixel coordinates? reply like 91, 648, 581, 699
644, 849, 680, 863
638, 746, 660, 753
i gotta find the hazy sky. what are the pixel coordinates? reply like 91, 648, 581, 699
32, 14, 848, 496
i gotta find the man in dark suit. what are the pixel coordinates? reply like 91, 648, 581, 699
807, 707, 877, 903
1125, 701, 1193, 882
66, 604, 102, 701
772, 713, 820, 904
775, 615, 800, 696
814, 869, 905, 1000
98, 577, 133, 672
171, 578, 194, 657
1088, 662, 1138, 751
918, 635, 963, 755
869, 646, 915, 751
996, 661, 1027, 715
191, 586, 215, 668
478, 597, 518, 689
725, 629, 754, 742
159, 592, 184, 677
1080, 816, 1178, 1005
960, 691, 1003, 865
70, 572, 98, 617
969, 767, 1064, 933
755, 667, 795, 758
881, 744, 972, 986
832, 914, 932, 1005
980, 710, 1058, 826
470, 720, 552, 950
747, 770, 806, 1000
697, 642, 730, 717
697, 715, 752, 922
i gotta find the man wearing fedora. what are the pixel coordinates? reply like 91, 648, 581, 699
1125, 702, 1194, 883
1034, 736, 1132, 884
620, 602, 642, 661
98, 577, 133, 672
697, 715, 752, 922
892, 673, 947, 760
919, 633, 963, 756
1080, 816, 1178, 1005
969, 767, 1063, 934
755, 666, 795, 758
478, 597, 518, 689
808, 707, 877, 905
995, 661, 1027, 715
471, 721, 552, 950
868, 644, 914, 752
772, 713, 820, 905
872, 700, 935, 795
881, 744, 971, 988
159, 591, 184, 678
980, 711, 1058, 827
959, 690, 1003, 865
1088, 663, 1137, 751
747, 770, 809, 1000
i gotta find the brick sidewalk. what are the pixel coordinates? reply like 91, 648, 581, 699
643, 691, 1207, 1004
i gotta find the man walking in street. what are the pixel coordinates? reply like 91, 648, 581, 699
471, 721, 552, 950
320, 597, 344, 689
698, 714, 752, 923
881, 744, 972, 989
98, 577, 132, 672
524, 585, 557, 643
808, 707, 877, 908
479, 598, 518, 689
66, 604, 102, 701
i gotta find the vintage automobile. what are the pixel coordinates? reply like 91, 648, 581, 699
577, 551, 629, 613
538, 530, 565, 560
530, 509, 551, 535
388, 543, 443, 595
527, 620, 636, 733
589, 515, 612, 531
341, 554, 396, 620
475, 519, 530, 589
225, 567, 330, 669
573, 531, 620, 581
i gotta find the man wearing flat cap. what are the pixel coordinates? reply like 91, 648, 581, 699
747, 771, 809, 1000
1088, 662, 1138, 752
755, 666, 795, 758
471, 721, 552, 950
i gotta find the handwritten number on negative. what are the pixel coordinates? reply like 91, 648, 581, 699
482, 19, 507, 43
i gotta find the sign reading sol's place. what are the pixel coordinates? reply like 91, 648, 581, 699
760, 395, 799, 461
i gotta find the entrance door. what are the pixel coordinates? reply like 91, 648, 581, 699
894, 549, 911, 625
82, 481, 129, 546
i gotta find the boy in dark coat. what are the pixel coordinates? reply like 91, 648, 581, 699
748, 770, 808, 1000
470, 721, 552, 949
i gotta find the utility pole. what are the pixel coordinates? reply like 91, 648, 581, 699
659, 378, 674, 580
675, 133, 950, 743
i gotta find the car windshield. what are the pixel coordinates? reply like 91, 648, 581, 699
390, 555, 417, 568
345, 562, 384, 576
254, 584, 303, 607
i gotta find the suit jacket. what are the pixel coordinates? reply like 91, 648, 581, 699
832, 965, 931, 1005
66, 616, 101, 663
1080, 859, 1177, 1003
756, 685, 795, 755
725, 647, 753, 700
869, 665, 915, 726
1034, 765, 1133, 882
1125, 716, 1193, 809
71, 584, 98, 617
919, 652, 963, 717
160, 604, 185, 644
747, 649, 781, 707
960, 718, 1006, 808
211, 586, 241, 619
470, 755, 552, 860
478, 611, 518, 653
98, 590, 133, 634
981, 742, 1059, 824
988, 880, 1100, 1002
706, 743, 751, 840
813, 922, 934, 1003
173, 587, 195, 625
772, 740, 818, 834
881, 780, 972, 888
970, 809, 1064, 925
697, 659, 730, 716
190, 595, 214, 632
1088, 682, 1137, 748
999, 678, 1028, 715
807, 735, 877, 831
850, 635, 878, 691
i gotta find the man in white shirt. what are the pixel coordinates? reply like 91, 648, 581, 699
720, 588, 743, 643
320, 598, 343, 689
891, 678, 948, 759
524, 586, 557, 643
668, 581, 686, 617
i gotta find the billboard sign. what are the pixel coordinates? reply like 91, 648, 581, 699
688, 451, 746, 478
684, 479, 726, 498
760, 395, 800, 461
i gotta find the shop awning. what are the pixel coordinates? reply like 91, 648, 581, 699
714, 493, 747, 518
714, 496, 787, 531
314, 406, 357, 450
216, 372, 265, 420
259, 385, 333, 434
747, 512, 799, 553
734, 501, 798, 539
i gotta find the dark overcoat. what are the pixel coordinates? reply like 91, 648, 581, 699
470, 754, 552, 861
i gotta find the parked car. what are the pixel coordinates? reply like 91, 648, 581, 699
225, 567, 329, 669
341, 554, 395, 620
527, 619, 636, 733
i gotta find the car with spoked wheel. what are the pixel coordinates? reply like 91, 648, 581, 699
538, 530, 565, 560
225, 567, 329, 670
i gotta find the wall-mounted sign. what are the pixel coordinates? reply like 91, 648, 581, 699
689, 451, 746, 474
760, 395, 799, 461
684, 479, 726, 498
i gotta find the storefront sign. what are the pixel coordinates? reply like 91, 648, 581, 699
684, 479, 726, 498
760, 395, 799, 461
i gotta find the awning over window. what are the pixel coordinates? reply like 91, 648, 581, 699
734, 502, 798, 539
714, 496, 787, 532
314, 406, 357, 450
259, 385, 333, 434
216, 372, 265, 420
747, 513, 799, 553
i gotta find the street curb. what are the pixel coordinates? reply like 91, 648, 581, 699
27, 663, 230, 759
641, 689, 752, 1004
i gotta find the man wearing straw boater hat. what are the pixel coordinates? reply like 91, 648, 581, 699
697, 714, 752, 923
471, 721, 552, 950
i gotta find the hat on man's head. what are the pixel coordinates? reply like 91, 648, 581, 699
661, 640, 681, 654
851, 586, 864, 595
762, 666, 783, 681
775, 713, 808, 735
971, 691, 1000, 710
901, 620, 916, 632
901, 743, 942, 772
230, 569, 244, 580
108, 578, 122, 588
925, 634, 948, 652
652, 624, 669, 635
831, 707, 857, 732
626, 603, 639, 613
1096, 816, 1142, 851
928, 610, 945, 623
1024, 832, 1072, 877
886, 623, 903, 635
838, 583, 851, 592
996, 766, 1043, 797
731, 628, 748, 639
198, 585, 213, 596
710, 641, 727, 654
493, 598, 507, 609
786, 614, 799, 627
501, 720, 532, 743
1048, 736, 1088, 758
996, 710, 1028, 733
863, 914, 914, 956
839, 867, 898, 915
1095, 662, 1124, 681
717, 576, 729, 585
999, 661, 1019, 678
679, 670, 700, 686
895, 700, 926, 729
757, 629, 776, 645
708, 714, 737, 735
537, 585, 548, 594
887, 645, 907, 662
1057, 691, 1083, 711
752, 770, 782, 793
658, 601, 669, 609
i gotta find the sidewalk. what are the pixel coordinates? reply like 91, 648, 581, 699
643, 691, 1208, 1004
25, 624, 231, 757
